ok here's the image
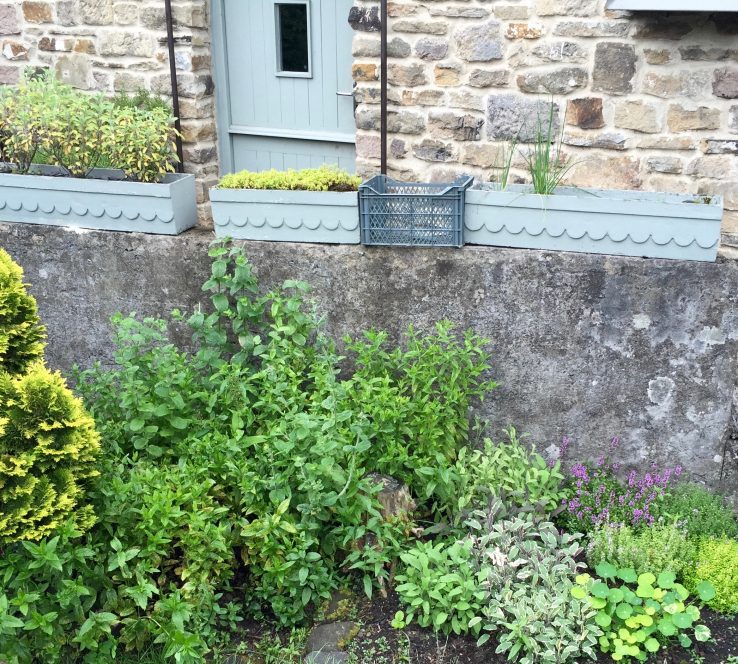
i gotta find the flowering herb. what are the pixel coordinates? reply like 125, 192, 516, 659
557, 436, 682, 533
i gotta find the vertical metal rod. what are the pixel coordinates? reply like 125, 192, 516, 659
380, 0, 388, 175
164, 0, 185, 172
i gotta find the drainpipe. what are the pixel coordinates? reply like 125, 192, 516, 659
380, 0, 387, 175
164, 0, 185, 172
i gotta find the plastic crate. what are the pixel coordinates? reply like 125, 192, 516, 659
359, 175, 473, 247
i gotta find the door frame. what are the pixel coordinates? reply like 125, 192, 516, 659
210, 0, 356, 177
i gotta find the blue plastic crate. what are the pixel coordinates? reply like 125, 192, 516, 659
359, 175, 473, 247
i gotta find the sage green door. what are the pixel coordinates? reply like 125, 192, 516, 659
214, 0, 356, 174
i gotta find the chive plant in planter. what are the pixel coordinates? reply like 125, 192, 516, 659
210, 166, 361, 243
465, 104, 723, 262
0, 74, 196, 235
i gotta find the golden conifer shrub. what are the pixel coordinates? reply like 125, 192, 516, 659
0, 248, 46, 374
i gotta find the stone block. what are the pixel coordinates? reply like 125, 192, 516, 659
454, 21, 503, 62
686, 156, 734, 179
38, 36, 73, 52
429, 5, 489, 18
73, 38, 95, 54
667, 105, 721, 132
569, 155, 642, 190
632, 19, 693, 40
387, 109, 426, 135
646, 157, 683, 174
388, 63, 426, 87
413, 139, 456, 162
348, 6, 380, 32
448, 90, 485, 112
393, 19, 447, 35
390, 138, 407, 158
592, 42, 636, 95
352, 62, 377, 82
0, 64, 18, 83
99, 32, 155, 57
54, 53, 91, 89
22, 1, 51, 23
462, 143, 507, 168
563, 132, 628, 151
0, 4, 20, 34
614, 100, 660, 134
536, 0, 598, 16
387, 2, 417, 18
517, 67, 587, 94
114, 3, 138, 25
487, 94, 560, 142
113, 71, 147, 92
140, 6, 165, 30
642, 71, 710, 99
680, 46, 738, 61
429, 110, 484, 141
2, 39, 28, 60
638, 135, 697, 151
468, 68, 509, 88
553, 20, 629, 38
356, 133, 381, 160
434, 62, 461, 86
400, 88, 444, 107
702, 139, 738, 155
306, 622, 358, 654
730, 106, 738, 133
525, 41, 588, 65
415, 38, 447, 61
644, 49, 673, 65
698, 180, 737, 209
566, 98, 604, 130
495, 5, 530, 20
506, 23, 545, 40
713, 69, 738, 99
80, 0, 113, 25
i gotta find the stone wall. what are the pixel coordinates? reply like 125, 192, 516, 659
0, 0, 218, 219
2, 222, 737, 496
349, 1, 738, 223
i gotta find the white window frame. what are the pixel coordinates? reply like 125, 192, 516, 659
274, 0, 313, 79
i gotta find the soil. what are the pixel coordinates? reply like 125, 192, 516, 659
319, 591, 737, 664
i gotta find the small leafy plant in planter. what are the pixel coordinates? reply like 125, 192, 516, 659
211, 165, 362, 243
0, 73, 196, 234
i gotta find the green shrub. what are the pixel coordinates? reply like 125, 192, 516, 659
586, 523, 696, 578
467, 510, 601, 663
0, 248, 45, 374
684, 537, 738, 614
394, 538, 487, 636
112, 88, 172, 114
0, 73, 179, 182
660, 483, 738, 539
573, 564, 714, 661
217, 165, 362, 191
0, 362, 100, 543
441, 427, 566, 522
345, 325, 496, 510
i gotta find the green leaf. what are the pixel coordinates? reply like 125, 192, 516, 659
596, 562, 618, 580
657, 617, 676, 637
618, 568, 638, 584
637, 573, 656, 586
591, 581, 610, 599
595, 611, 612, 628
434, 612, 448, 627
570, 586, 586, 600
657, 571, 676, 589
678, 633, 692, 649
615, 603, 633, 620
696, 580, 716, 602
672, 612, 693, 629
693, 624, 711, 642
644, 637, 659, 653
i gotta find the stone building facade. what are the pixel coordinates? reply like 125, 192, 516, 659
349, 0, 738, 224
0, 0, 217, 218
0, 1, 736, 228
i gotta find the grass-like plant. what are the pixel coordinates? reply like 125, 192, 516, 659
522, 101, 576, 196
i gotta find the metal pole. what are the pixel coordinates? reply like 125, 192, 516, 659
164, 0, 185, 172
380, 0, 387, 175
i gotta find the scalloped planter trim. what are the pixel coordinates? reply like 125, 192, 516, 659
465, 185, 723, 262
210, 188, 360, 244
0, 167, 196, 235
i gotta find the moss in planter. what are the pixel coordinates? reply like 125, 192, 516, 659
217, 165, 362, 192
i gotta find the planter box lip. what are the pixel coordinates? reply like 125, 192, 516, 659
0, 165, 192, 198
467, 184, 723, 220
209, 186, 358, 206
606, 0, 734, 10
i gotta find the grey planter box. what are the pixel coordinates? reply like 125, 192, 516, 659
465, 185, 723, 262
0, 167, 196, 235
607, 0, 733, 9
210, 187, 360, 243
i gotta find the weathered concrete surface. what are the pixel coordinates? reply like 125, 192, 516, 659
1, 222, 737, 495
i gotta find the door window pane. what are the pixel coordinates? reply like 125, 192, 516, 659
276, 3, 310, 74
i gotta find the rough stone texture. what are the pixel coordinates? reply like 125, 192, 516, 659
415, 37, 447, 61
713, 69, 738, 99
366, 474, 416, 519
667, 105, 721, 132
566, 97, 604, 129
0, 0, 216, 222
454, 22, 503, 62
3, 224, 737, 498
614, 101, 660, 134
306, 622, 358, 654
468, 69, 509, 88
487, 94, 560, 142
592, 42, 636, 95
517, 67, 587, 95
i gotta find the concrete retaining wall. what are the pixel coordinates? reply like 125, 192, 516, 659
2, 221, 736, 495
